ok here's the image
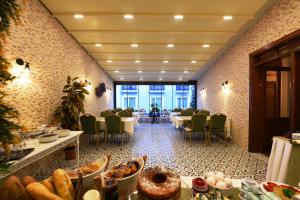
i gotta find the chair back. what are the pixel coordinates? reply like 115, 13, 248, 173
126, 107, 134, 112
111, 110, 117, 114
192, 113, 207, 131
116, 108, 122, 112
199, 109, 210, 116
210, 113, 227, 132
118, 110, 131, 117
181, 109, 193, 116
80, 114, 96, 133
100, 110, 113, 117
105, 114, 121, 133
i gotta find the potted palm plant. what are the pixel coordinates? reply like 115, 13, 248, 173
54, 76, 89, 131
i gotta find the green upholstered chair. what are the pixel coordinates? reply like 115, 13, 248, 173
126, 107, 134, 112
105, 114, 126, 144
111, 110, 117, 114
118, 110, 131, 117
198, 109, 210, 116
209, 113, 227, 142
184, 113, 207, 144
100, 110, 113, 117
181, 109, 193, 116
80, 114, 102, 145
124, 109, 133, 117
116, 108, 122, 112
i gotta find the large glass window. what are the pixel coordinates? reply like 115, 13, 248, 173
115, 83, 196, 112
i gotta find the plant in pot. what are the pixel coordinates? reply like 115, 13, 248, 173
54, 76, 89, 131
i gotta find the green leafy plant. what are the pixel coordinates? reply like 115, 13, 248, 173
54, 76, 89, 130
0, 0, 23, 152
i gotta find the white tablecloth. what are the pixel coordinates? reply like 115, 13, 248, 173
266, 137, 292, 183
173, 116, 232, 138
132, 112, 140, 122
97, 117, 138, 136
170, 112, 181, 125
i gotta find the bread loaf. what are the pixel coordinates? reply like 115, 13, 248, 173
41, 178, 57, 194
53, 169, 75, 200
0, 176, 30, 200
22, 176, 37, 187
26, 182, 63, 200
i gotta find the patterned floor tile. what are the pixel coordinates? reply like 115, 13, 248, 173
36, 123, 267, 182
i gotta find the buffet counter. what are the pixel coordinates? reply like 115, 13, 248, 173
0, 131, 83, 180
266, 136, 300, 187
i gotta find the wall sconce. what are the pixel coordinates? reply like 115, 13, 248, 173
11, 58, 31, 77
84, 80, 92, 91
106, 86, 112, 92
200, 86, 205, 93
221, 80, 229, 89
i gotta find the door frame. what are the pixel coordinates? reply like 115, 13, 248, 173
249, 29, 300, 153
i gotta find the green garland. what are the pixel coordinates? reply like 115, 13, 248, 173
0, 0, 23, 152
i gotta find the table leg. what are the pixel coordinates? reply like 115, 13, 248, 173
76, 137, 80, 166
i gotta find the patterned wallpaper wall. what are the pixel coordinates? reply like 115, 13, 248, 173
3, 0, 114, 129
197, 0, 300, 150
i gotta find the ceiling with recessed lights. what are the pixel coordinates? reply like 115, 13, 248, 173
41, 0, 269, 82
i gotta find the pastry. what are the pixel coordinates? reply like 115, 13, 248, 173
41, 178, 57, 194
137, 166, 181, 200
0, 176, 30, 200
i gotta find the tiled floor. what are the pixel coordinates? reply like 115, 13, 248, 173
37, 124, 268, 182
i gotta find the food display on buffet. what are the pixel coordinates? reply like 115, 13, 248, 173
137, 166, 181, 200
261, 181, 300, 200
1, 154, 299, 200
204, 171, 233, 196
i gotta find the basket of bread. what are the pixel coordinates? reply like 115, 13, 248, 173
0, 169, 76, 200
66, 156, 109, 189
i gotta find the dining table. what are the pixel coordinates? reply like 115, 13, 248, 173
96, 117, 138, 136
172, 116, 232, 138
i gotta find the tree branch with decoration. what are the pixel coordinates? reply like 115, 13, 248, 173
0, 0, 24, 152
54, 76, 89, 131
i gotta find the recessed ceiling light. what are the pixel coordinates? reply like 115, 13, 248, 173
167, 44, 174, 48
159, 77, 163, 81
95, 43, 102, 47
124, 14, 134, 19
223, 15, 233, 20
137, 70, 142, 73
163, 60, 169, 63
139, 77, 143, 81
184, 71, 189, 73
114, 70, 119, 73
161, 70, 166, 73
135, 60, 141, 63
191, 60, 197, 64
107, 60, 113, 63
131, 43, 139, 48
178, 77, 183, 81
120, 77, 124, 80
73, 14, 84, 19
202, 44, 210, 48
174, 15, 184, 20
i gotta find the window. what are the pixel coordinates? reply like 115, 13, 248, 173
177, 97, 188, 108
128, 97, 136, 108
116, 84, 196, 112
176, 85, 189, 90
150, 85, 164, 90
122, 85, 137, 90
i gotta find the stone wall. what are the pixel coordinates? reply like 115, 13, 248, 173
197, 0, 300, 150
3, 0, 114, 129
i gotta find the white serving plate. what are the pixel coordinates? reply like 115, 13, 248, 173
260, 181, 300, 197
54, 129, 70, 138
38, 134, 58, 143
